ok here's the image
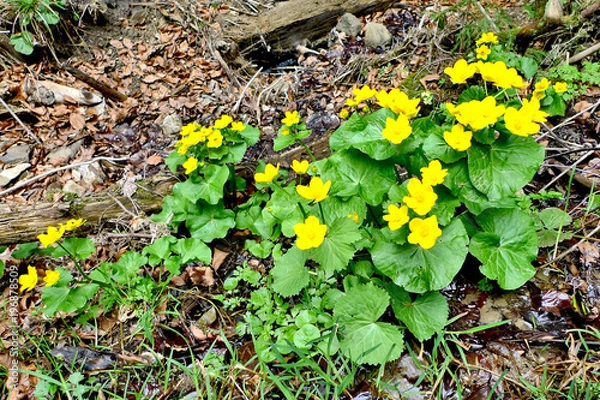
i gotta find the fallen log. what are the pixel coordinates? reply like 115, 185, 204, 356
221, 0, 396, 60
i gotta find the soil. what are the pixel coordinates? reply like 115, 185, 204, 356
1, 0, 600, 399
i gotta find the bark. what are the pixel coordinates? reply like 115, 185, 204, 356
221, 0, 396, 59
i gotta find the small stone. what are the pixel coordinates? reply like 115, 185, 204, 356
364, 22, 392, 50
0, 143, 31, 165
161, 114, 182, 135
336, 13, 362, 37
0, 163, 31, 187
73, 161, 105, 186
63, 180, 86, 196
46, 139, 84, 165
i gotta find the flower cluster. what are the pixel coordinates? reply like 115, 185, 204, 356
37, 218, 85, 248
346, 85, 377, 107
377, 89, 421, 145
19, 266, 61, 292
383, 160, 446, 249
444, 58, 525, 89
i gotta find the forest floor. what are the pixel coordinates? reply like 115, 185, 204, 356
1, 0, 600, 399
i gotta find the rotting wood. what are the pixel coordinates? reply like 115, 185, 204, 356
0, 135, 333, 246
221, 0, 396, 60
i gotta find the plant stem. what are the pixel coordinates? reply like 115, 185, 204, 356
318, 202, 326, 224
367, 205, 382, 229
297, 138, 317, 163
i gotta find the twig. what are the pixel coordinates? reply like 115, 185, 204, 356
475, 1, 498, 32
536, 98, 600, 143
0, 96, 42, 144
540, 150, 595, 192
568, 42, 600, 64
540, 223, 600, 268
232, 67, 262, 114
0, 156, 128, 197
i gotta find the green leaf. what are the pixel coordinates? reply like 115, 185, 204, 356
518, 57, 539, 80
186, 202, 235, 242
244, 239, 275, 258
320, 195, 367, 224
310, 217, 361, 273
458, 85, 486, 103
52, 238, 95, 260
387, 284, 448, 341
164, 255, 183, 275
42, 283, 99, 316
165, 151, 187, 173
12, 242, 40, 259
371, 218, 468, 293
270, 246, 309, 297
10, 32, 35, 55
541, 93, 566, 117
422, 128, 466, 164
469, 208, 538, 290
174, 164, 229, 205
468, 134, 544, 200
142, 236, 176, 265
109, 251, 148, 283
539, 207, 572, 229
293, 324, 321, 349
240, 125, 260, 145
172, 238, 212, 264
273, 133, 296, 152
334, 282, 403, 365
0, 261, 4, 279
330, 109, 400, 160
322, 149, 396, 205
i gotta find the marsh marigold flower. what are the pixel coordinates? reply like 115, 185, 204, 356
382, 113, 412, 145
180, 122, 201, 137
282, 110, 301, 127
19, 266, 38, 292
408, 215, 442, 250
444, 59, 477, 84
346, 85, 377, 107
504, 98, 549, 137
444, 124, 473, 151
38, 225, 65, 248
383, 204, 409, 231
376, 89, 421, 118
296, 176, 331, 203
476, 61, 525, 89
43, 270, 60, 287
454, 96, 505, 131
255, 163, 280, 183
291, 159, 310, 174
231, 121, 246, 132
554, 82, 568, 93
421, 160, 448, 186
476, 45, 491, 60
207, 130, 223, 148
339, 108, 349, 119
476, 32, 499, 45
183, 157, 199, 174
533, 78, 551, 100
294, 216, 327, 250
214, 115, 233, 129
403, 178, 437, 216
61, 218, 85, 231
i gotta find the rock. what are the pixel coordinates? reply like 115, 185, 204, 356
336, 13, 362, 37
73, 161, 105, 186
0, 143, 31, 165
62, 180, 86, 196
364, 22, 392, 50
161, 114, 182, 135
46, 139, 84, 165
0, 163, 31, 187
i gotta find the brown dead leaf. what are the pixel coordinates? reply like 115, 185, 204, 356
146, 154, 163, 165
573, 100, 593, 115
187, 265, 215, 286
142, 74, 165, 84
69, 112, 85, 131
211, 248, 229, 271
110, 39, 123, 49
189, 324, 208, 341
420, 73, 440, 88
578, 242, 599, 266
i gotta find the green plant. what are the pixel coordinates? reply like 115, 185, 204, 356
1, 0, 66, 55
544, 61, 600, 101
152, 31, 569, 368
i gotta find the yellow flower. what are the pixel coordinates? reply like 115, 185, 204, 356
376, 89, 421, 118
403, 178, 437, 216
296, 176, 331, 203
408, 216, 443, 250
533, 78, 551, 100
255, 163, 280, 183
476, 32, 499, 45
43, 270, 61, 287
444, 59, 477, 84
475, 45, 491, 60
37, 225, 66, 248
183, 157, 199, 174
176, 142, 189, 155
294, 216, 327, 250
454, 96, 505, 131
421, 160, 448, 186
180, 122, 201, 137
383, 204, 409, 231
520, 97, 549, 123
503, 98, 548, 137
231, 121, 246, 131
19, 266, 38, 293
61, 218, 85, 231
206, 130, 223, 148
382, 113, 412, 145
282, 110, 301, 127
281, 127, 290, 136
351, 85, 377, 104
348, 212, 360, 223
444, 124, 473, 151
214, 115, 233, 129
340, 108, 349, 119
476, 61, 525, 89
291, 159, 310, 174
445, 102, 460, 117
554, 82, 568, 93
